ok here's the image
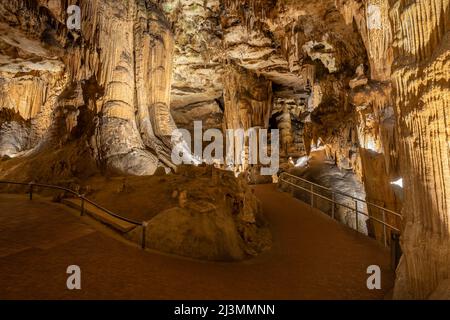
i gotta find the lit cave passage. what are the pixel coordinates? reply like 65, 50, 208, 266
0, 0, 448, 300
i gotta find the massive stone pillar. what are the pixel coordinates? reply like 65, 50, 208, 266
223, 65, 273, 173
134, 0, 176, 170
89, 0, 161, 175
390, 0, 450, 299
79, 0, 177, 175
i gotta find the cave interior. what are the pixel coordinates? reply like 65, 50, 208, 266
0, 0, 449, 300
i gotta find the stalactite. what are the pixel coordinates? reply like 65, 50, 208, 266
223, 0, 277, 31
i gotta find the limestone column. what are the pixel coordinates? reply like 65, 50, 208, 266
223, 65, 273, 173
390, 0, 450, 299
134, 0, 177, 169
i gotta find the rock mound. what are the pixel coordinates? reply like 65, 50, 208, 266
127, 165, 272, 261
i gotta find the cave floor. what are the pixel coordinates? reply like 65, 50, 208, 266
0, 185, 393, 299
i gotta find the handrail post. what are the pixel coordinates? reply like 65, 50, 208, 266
310, 184, 314, 207
331, 192, 335, 219
391, 231, 401, 270
354, 200, 358, 232
141, 222, 147, 249
28, 182, 33, 200
80, 195, 85, 216
383, 210, 387, 247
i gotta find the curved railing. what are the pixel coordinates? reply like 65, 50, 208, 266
0, 180, 147, 249
278, 172, 402, 247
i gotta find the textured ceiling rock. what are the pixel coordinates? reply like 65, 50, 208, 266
164, 0, 366, 113
163, 0, 224, 109
302, 39, 338, 73
222, 20, 306, 89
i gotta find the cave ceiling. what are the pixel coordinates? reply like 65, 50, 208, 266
162, 0, 367, 108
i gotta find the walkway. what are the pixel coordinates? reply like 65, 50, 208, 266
0, 185, 394, 299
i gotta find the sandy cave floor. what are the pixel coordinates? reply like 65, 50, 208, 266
0, 184, 394, 299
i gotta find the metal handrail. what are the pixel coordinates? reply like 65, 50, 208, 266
281, 172, 402, 218
0, 180, 147, 249
278, 172, 402, 247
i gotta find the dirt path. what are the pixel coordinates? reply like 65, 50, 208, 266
0, 185, 394, 299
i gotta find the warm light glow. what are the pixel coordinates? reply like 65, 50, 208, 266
391, 178, 403, 188
295, 156, 309, 167
366, 138, 377, 152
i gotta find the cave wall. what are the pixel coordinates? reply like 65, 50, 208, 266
331, 0, 403, 247
389, 0, 449, 299
339, 0, 450, 299
338, 0, 449, 298
162, 0, 224, 131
